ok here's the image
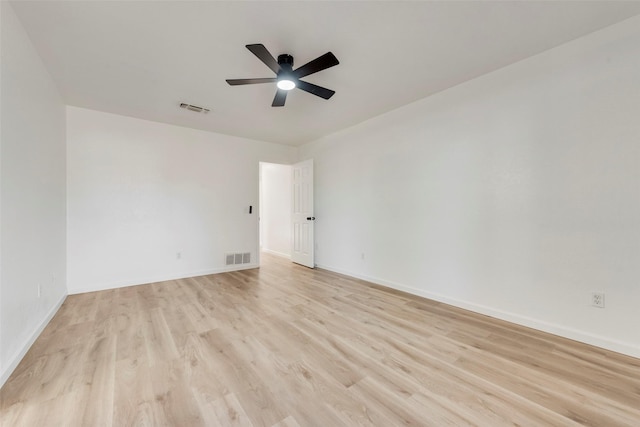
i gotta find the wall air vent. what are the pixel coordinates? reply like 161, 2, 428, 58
225, 252, 251, 266
225, 254, 235, 266
179, 103, 210, 113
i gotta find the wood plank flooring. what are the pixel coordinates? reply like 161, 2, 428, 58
2, 253, 639, 426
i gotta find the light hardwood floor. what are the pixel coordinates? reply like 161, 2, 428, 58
1, 253, 639, 426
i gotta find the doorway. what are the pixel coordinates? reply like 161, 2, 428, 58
259, 162, 292, 262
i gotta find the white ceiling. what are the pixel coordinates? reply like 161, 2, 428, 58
10, 1, 640, 146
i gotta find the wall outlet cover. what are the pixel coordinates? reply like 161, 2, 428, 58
591, 292, 605, 308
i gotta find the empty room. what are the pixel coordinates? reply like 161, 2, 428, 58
1, 1, 639, 426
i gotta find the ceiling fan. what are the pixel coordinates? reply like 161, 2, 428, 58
226, 44, 339, 107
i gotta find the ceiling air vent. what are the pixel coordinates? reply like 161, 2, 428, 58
180, 103, 210, 114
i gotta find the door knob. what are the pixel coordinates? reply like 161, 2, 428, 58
306, 217, 315, 220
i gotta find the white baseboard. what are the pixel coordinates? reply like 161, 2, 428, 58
68, 264, 260, 295
0, 293, 67, 388
316, 263, 640, 359
261, 248, 291, 259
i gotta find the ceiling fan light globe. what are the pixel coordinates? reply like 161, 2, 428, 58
277, 79, 296, 91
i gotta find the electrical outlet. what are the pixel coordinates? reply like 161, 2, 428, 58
361, 252, 365, 260
37, 284, 41, 298
176, 251, 182, 260
591, 292, 605, 308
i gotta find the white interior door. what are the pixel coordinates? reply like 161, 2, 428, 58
291, 159, 314, 268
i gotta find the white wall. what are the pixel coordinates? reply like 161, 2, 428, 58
300, 16, 640, 357
1, 2, 67, 386
67, 107, 297, 293
260, 163, 292, 258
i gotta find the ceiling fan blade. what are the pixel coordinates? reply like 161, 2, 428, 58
272, 89, 288, 107
226, 78, 277, 86
293, 52, 339, 79
296, 80, 335, 100
246, 44, 281, 75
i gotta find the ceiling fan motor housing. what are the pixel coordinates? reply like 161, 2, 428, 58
277, 54, 294, 72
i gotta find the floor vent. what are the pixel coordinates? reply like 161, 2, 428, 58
225, 252, 251, 266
